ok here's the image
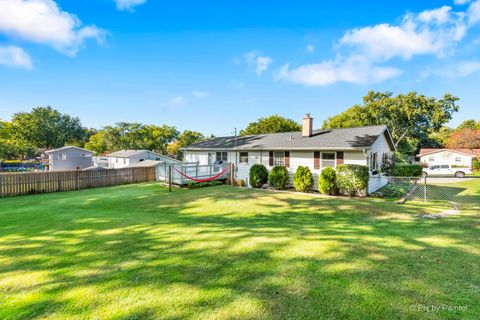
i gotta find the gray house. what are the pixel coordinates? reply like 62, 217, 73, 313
45, 146, 94, 171
183, 114, 395, 193
106, 150, 180, 169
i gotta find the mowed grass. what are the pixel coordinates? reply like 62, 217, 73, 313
0, 184, 479, 320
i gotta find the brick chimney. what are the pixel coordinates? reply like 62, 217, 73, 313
302, 113, 313, 137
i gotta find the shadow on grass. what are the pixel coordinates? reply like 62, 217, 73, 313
0, 184, 478, 319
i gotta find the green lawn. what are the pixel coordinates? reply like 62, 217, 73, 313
0, 184, 478, 319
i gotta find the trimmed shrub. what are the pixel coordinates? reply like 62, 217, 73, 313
392, 164, 423, 177
268, 166, 290, 190
249, 164, 268, 188
319, 167, 336, 195
293, 166, 314, 192
473, 158, 480, 171
336, 164, 369, 197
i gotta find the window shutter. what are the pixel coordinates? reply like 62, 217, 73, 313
285, 151, 290, 168
314, 151, 320, 169
336, 151, 344, 165
269, 151, 273, 166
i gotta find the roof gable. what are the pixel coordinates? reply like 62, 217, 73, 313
45, 146, 93, 154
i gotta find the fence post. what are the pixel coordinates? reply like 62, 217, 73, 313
230, 163, 235, 186
424, 175, 427, 203
168, 165, 172, 192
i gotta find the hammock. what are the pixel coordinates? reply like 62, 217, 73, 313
173, 166, 229, 183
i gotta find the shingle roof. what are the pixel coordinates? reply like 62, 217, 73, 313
126, 160, 162, 168
419, 148, 480, 157
106, 150, 154, 158
184, 125, 394, 150
45, 146, 93, 154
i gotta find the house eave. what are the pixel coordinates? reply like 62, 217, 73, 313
182, 146, 371, 152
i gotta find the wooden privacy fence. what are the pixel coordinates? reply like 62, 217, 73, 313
0, 167, 156, 198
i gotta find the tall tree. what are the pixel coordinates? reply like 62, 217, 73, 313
167, 130, 205, 159
85, 122, 179, 154
456, 119, 480, 130
11, 106, 85, 150
322, 91, 459, 154
240, 115, 301, 136
446, 128, 480, 149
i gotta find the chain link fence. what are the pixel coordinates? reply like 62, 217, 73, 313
370, 176, 480, 210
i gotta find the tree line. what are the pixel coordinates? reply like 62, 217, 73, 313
0, 106, 205, 160
1, 91, 478, 161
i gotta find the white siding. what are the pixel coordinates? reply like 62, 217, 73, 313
367, 133, 392, 193
420, 151, 473, 168
344, 151, 366, 166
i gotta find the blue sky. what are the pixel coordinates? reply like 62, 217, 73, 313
0, 0, 479, 136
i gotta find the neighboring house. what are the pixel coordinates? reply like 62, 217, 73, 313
183, 114, 395, 193
418, 148, 480, 168
106, 150, 180, 169
92, 156, 109, 168
45, 146, 93, 171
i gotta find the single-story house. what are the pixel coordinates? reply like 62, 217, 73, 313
106, 150, 180, 169
418, 148, 480, 168
45, 146, 93, 171
183, 114, 395, 193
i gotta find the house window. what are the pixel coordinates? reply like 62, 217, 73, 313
321, 153, 335, 169
370, 152, 378, 171
58, 153, 66, 160
123, 158, 127, 164
139, 158, 145, 162
455, 157, 461, 162
239, 152, 248, 164
429, 157, 435, 162
274, 152, 285, 166
116, 158, 119, 163
216, 152, 228, 162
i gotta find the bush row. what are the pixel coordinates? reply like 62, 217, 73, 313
249, 163, 369, 197
391, 164, 423, 177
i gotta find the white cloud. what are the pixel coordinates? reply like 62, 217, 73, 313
0, 0, 106, 56
277, 56, 403, 86
192, 90, 210, 99
113, 0, 147, 11
167, 96, 186, 107
278, 2, 480, 86
455, 0, 472, 5
0, 45, 32, 69
418, 6, 453, 24
468, 0, 480, 25
306, 44, 315, 53
244, 51, 273, 75
340, 8, 467, 60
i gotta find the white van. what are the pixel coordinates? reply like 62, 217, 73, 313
422, 164, 472, 177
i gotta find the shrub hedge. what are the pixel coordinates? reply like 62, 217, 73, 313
318, 167, 336, 195
473, 158, 480, 171
392, 164, 423, 177
249, 164, 268, 188
336, 164, 369, 197
268, 166, 290, 190
293, 166, 314, 192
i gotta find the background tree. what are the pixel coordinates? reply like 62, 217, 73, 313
85, 122, 179, 154
240, 115, 301, 136
167, 130, 205, 159
11, 106, 85, 150
322, 91, 459, 155
456, 119, 480, 130
446, 128, 480, 149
